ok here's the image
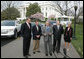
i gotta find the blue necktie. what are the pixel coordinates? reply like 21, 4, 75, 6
46, 26, 50, 32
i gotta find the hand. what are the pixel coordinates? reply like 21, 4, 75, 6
44, 34, 46, 36
36, 35, 39, 38
36, 35, 40, 38
49, 33, 52, 35
38, 35, 40, 37
70, 38, 72, 40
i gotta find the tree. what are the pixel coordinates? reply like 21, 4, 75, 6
53, 1, 83, 16
26, 3, 41, 17
1, 1, 21, 20
1, 1, 22, 11
48, 14, 55, 20
76, 6, 83, 23
1, 7, 20, 20
54, 1, 72, 16
30, 12, 44, 21
53, 1, 83, 23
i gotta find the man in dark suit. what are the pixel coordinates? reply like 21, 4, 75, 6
53, 20, 64, 53
21, 17, 31, 58
32, 20, 42, 54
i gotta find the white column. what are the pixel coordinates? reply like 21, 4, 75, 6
23, 7, 25, 18
22, 8, 24, 18
21, 9, 23, 18
24, 6, 26, 18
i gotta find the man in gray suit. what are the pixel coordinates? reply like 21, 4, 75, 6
42, 21, 53, 56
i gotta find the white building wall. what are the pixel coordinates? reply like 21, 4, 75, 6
18, 1, 62, 19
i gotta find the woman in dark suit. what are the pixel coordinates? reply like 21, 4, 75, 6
64, 22, 73, 51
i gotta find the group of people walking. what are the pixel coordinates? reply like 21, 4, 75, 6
21, 17, 73, 58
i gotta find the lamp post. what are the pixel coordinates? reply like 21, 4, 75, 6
72, 5, 78, 39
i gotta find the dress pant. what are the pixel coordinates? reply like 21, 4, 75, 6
33, 40, 40, 52
44, 36, 52, 54
23, 37, 31, 56
53, 37, 61, 52
36, 40, 40, 51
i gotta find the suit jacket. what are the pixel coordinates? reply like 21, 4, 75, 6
32, 25, 42, 39
64, 27, 73, 39
53, 24, 64, 39
42, 25, 53, 41
21, 22, 31, 39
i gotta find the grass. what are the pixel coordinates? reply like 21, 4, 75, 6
71, 23, 83, 58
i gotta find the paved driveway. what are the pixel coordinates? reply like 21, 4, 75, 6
1, 35, 80, 58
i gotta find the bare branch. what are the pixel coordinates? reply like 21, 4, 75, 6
1, 1, 22, 11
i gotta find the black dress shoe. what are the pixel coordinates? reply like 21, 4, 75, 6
57, 51, 60, 53
33, 52, 35, 54
28, 54, 31, 56
53, 50, 55, 53
37, 51, 40, 53
53, 48, 55, 53
45, 54, 48, 56
50, 53, 52, 56
24, 55, 28, 58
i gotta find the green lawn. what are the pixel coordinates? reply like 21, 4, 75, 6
71, 24, 83, 58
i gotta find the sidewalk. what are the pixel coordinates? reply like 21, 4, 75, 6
1, 35, 80, 58
29, 35, 80, 58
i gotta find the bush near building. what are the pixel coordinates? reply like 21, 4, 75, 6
26, 3, 41, 17
1, 7, 20, 20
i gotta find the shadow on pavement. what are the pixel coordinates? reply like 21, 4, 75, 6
1, 33, 21, 47
1, 37, 16, 47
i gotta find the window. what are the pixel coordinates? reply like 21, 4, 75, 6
46, 12, 47, 17
42, 8, 44, 10
50, 8, 51, 10
46, 7, 47, 10
41, 12, 44, 16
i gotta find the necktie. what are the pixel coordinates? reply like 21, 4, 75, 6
36, 25, 38, 31
46, 26, 50, 32
26, 22, 30, 29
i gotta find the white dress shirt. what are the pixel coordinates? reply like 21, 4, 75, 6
57, 25, 60, 30
26, 22, 30, 29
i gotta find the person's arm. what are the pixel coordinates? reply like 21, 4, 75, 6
53, 26, 55, 35
32, 26, 36, 35
31, 24, 33, 37
21, 23, 25, 37
64, 27, 67, 36
42, 26, 46, 36
39, 26, 42, 36
41, 26, 44, 36
64, 27, 67, 40
61, 25, 64, 34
